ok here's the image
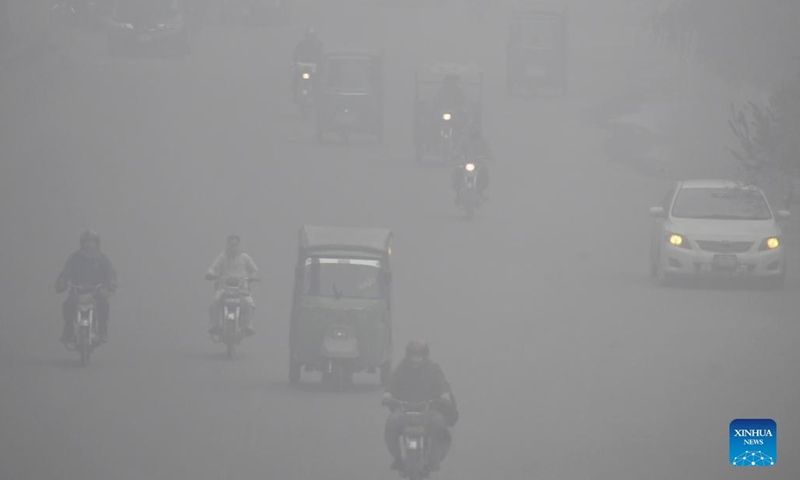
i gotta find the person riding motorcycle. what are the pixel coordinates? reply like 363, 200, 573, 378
292, 27, 324, 103
381, 340, 458, 474
205, 235, 259, 337
452, 126, 491, 202
55, 230, 118, 345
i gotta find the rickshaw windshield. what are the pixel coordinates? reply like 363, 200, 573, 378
325, 59, 372, 90
303, 257, 387, 299
512, 17, 559, 48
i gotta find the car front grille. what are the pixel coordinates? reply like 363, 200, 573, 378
696, 240, 754, 253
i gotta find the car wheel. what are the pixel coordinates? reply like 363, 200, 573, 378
653, 253, 673, 287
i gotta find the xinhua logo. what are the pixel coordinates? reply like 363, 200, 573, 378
730, 419, 776, 467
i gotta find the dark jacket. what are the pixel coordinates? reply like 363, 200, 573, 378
57, 251, 117, 291
387, 358, 452, 402
388, 358, 459, 427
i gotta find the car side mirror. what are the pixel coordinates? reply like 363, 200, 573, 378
777, 210, 791, 220
649, 206, 666, 218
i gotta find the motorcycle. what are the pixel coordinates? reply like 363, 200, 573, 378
65, 282, 104, 366
294, 61, 317, 121
208, 276, 260, 359
455, 161, 483, 220
438, 111, 456, 163
389, 399, 442, 480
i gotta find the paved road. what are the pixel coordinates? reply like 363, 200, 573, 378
1, 1, 798, 479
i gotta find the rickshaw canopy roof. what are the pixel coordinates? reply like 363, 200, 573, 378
299, 226, 393, 257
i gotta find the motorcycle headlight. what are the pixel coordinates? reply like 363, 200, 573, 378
465, 163, 476, 172
759, 237, 780, 251
667, 233, 690, 248
302, 72, 310, 79
442, 113, 451, 121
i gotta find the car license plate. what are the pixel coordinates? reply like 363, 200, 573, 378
138, 34, 153, 43
713, 255, 737, 268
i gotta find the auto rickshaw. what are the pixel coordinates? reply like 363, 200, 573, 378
506, 0, 568, 96
314, 50, 385, 143
289, 226, 393, 389
413, 63, 484, 164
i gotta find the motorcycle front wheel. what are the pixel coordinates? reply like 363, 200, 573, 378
224, 321, 237, 359
79, 326, 91, 366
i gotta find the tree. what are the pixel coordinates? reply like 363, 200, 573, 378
728, 72, 800, 207
648, 0, 800, 89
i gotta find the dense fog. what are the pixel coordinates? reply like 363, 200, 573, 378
0, 0, 797, 479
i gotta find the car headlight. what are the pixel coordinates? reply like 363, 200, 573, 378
667, 233, 690, 248
302, 73, 310, 79
759, 237, 780, 251
465, 163, 476, 172
442, 113, 451, 121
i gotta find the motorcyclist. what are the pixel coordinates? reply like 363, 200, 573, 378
55, 230, 117, 345
205, 234, 258, 337
291, 27, 324, 102
381, 340, 458, 474
452, 126, 491, 202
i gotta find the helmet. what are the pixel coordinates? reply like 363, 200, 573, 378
405, 340, 429, 359
79, 230, 100, 247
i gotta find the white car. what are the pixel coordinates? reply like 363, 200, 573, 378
649, 180, 790, 289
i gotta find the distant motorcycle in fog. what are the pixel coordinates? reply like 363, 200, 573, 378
293, 61, 317, 121
65, 282, 104, 366
452, 159, 487, 220
386, 399, 445, 480
208, 276, 260, 359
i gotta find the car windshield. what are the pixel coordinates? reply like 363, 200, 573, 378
325, 59, 371, 90
512, 18, 559, 48
671, 187, 773, 220
302, 257, 387, 299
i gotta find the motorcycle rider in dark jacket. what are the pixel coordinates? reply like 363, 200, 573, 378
452, 126, 491, 203
381, 340, 458, 474
55, 230, 117, 344
292, 27, 324, 102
